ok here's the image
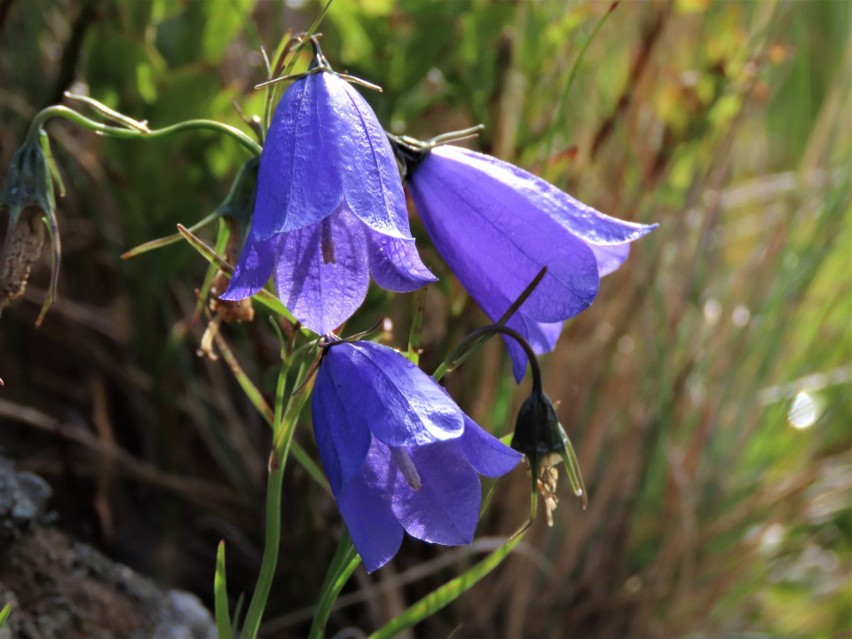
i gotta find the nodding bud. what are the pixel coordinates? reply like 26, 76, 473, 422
214, 157, 258, 257
511, 390, 588, 523
0, 134, 60, 324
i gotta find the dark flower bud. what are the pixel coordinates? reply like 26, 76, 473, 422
0, 133, 60, 324
214, 156, 258, 251
512, 390, 587, 525
198, 158, 260, 359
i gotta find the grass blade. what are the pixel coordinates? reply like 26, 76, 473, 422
367, 533, 525, 639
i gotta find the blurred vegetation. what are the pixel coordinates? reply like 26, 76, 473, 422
0, 0, 849, 638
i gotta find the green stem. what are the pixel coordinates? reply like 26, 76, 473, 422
542, 3, 618, 164
432, 267, 546, 381
240, 451, 285, 639
307, 532, 360, 639
240, 360, 313, 639
27, 105, 262, 156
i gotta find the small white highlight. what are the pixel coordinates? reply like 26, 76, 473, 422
788, 391, 819, 430
703, 298, 721, 325
732, 305, 751, 327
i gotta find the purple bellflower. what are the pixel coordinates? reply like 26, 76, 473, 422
312, 340, 522, 572
404, 143, 658, 380
220, 44, 435, 334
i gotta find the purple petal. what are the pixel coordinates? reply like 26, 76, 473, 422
252, 73, 344, 238
273, 208, 369, 334
312, 361, 372, 495
337, 440, 404, 573
590, 242, 630, 277
368, 234, 437, 293
460, 415, 522, 478
390, 440, 481, 546
331, 77, 412, 239
219, 235, 275, 301
434, 146, 658, 246
502, 314, 564, 382
409, 152, 600, 324
322, 342, 464, 448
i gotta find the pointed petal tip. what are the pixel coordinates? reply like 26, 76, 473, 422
461, 416, 523, 478
368, 234, 438, 293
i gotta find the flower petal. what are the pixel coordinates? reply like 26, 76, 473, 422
391, 440, 481, 546
460, 415, 523, 478
337, 440, 404, 573
312, 361, 372, 495
368, 234, 437, 293
322, 342, 464, 448
502, 313, 564, 382
409, 151, 600, 324
435, 146, 658, 246
219, 235, 275, 301
273, 208, 369, 334
332, 77, 412, 240
589, 242, 630, 277
252, 73, 344, 238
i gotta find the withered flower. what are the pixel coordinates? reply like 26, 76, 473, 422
0, 132, 60, 325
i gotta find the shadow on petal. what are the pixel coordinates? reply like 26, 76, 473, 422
337, 440, 404, 573
368, 234, 436, 293
391, 441, 480, 546
274, 208, 369, 334
219, 235, 276, 301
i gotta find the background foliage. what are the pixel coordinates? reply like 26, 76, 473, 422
0, 0, 849, 637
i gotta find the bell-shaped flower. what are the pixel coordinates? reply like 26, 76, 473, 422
220, 47, 435, 334
406, 144, 657, 380
312, 340, 522, 572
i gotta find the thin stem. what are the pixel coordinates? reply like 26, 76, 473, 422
406, 287, 428, 365
307, 532, 360, 639
27, 105, 262, 156
239, 451, 285, 639
542, 2, 618, 165
444, 325, 543, 396
241, 359, 312, 639
432, 267, 547, 383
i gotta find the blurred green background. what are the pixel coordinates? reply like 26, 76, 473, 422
0, 0, 849, 637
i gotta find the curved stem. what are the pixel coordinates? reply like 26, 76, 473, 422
448, 324, 543, 396
27, 105, 262, 156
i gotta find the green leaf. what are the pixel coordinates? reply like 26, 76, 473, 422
308, 532, 361, 639
214, 541, 233, 639
0, 602, 12, 628
367, 533, 525, 639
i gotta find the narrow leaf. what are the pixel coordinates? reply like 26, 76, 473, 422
214, 541, 233, 639
367, 534, 525, 639
308, 532, 361, 639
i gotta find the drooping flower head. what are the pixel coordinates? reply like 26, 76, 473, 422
398, 137, 657, 380
311, 340, 522, 572
0, 131, 61, 325
221, 39, 435, 334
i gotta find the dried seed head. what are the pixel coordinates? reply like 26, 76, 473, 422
0, 136, 59, 322
0, 207, 46, 310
